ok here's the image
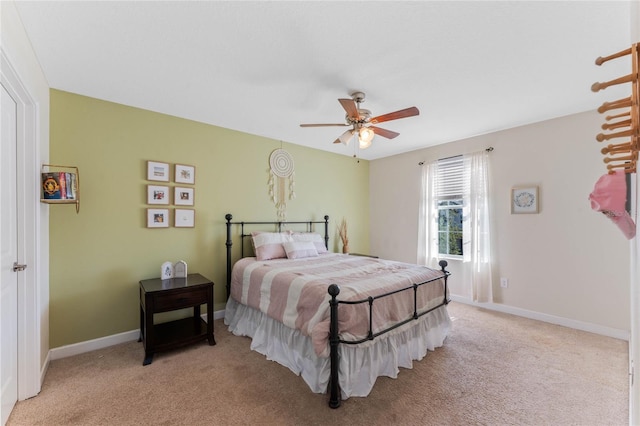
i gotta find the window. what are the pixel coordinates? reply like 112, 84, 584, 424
418, 149, 493, 302
438, 199, 463, 256
436, 156, 464, 257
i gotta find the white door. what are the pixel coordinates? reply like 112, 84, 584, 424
0, 81, 19, 425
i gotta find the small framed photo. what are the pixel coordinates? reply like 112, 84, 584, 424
174, 187, 194, 206
147, 185, 169, 205
161, 261, 174, 280
511, 186, 539, 214
147, 208, 170, 228
175, 164, 195, 184
147, 161, 169, 182
175, 209, 195, 227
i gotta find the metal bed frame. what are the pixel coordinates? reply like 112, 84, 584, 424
224, 213, 450, 408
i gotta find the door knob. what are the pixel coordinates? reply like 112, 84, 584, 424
12, 262, 27, 272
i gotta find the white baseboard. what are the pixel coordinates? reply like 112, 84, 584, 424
49, 309, 226, 361
50, 329, 140, 360
449, 295, 630, 341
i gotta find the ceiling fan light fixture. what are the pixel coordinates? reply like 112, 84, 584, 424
358, 127, 375, 149
339, 130, 355, 146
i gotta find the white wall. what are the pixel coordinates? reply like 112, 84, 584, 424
1, 0, 50, 392
370, 110, 629, 333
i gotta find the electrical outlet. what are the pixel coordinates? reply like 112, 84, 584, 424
500, 277, 509, 288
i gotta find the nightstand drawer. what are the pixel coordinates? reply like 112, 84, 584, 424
153, 287, 208, 312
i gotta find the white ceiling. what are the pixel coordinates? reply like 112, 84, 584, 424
14, 1, 633, 160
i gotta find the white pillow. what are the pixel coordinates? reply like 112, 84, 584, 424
251, 231, 292, 260
291, 232, 328, 254
283, 241, 319, 259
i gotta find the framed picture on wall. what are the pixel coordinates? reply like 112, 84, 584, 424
147, 208, 170, 228
147, 185, 169, 205
175, 164, 195, 184
147, 161, 169, 182
174, 209, 195, 228
174, 187, 194, 206
511, 186, 539, 214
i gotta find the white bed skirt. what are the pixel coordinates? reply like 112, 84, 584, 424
224, 298, 451, 399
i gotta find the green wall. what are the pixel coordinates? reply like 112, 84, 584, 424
49, 89, 370, 348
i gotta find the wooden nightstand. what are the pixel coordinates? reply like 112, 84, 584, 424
139, 273, 216, 365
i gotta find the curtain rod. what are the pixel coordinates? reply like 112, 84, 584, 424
418, 146, 494, 165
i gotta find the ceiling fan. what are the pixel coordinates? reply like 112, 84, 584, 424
300, 91, 419, 149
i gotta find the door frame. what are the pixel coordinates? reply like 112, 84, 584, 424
1, 49, 42, 401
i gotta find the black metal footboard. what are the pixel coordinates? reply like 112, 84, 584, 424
327, 260, 450, 409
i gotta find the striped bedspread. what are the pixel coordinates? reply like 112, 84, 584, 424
229, 253, 447, 357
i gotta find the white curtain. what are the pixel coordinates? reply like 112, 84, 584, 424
418, 151, 493, 303
417, 160, 439, 268
462, 150, 493, 303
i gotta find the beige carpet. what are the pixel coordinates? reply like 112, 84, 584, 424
8, 302, 628, 426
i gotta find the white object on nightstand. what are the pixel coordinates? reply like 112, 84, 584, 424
174, 260, 187, 278
161, 261, 174, 280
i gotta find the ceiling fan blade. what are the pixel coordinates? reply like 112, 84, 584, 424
370, 106, 419, 124
300, 123, 349, 127
338, 98, 359, 119
370, 126, 400, 139
333, 129, 355, 145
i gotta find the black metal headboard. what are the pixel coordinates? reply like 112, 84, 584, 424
224, 213, 329, 299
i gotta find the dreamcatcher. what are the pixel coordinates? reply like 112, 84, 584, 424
268, 149, 296, 220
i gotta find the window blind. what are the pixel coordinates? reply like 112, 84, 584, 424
436, 155, 464, 199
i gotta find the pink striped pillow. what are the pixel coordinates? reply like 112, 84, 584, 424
251, 232, 292, 260
283, 241, 318, 259
291, 232, 328, 254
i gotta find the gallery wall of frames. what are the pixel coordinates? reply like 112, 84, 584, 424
145, 161, 196, 228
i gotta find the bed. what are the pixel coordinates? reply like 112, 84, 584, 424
223, 214, 451, 408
